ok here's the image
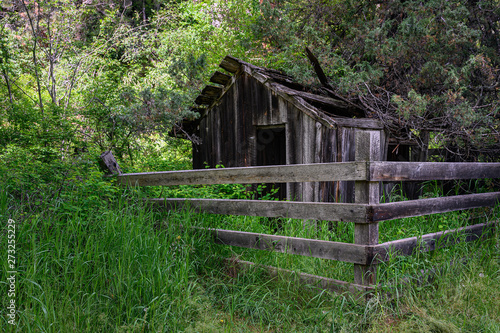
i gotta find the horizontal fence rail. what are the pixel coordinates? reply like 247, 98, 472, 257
224, 259, 374, 294
148, 192, 500, 223
372, 222, 496, 263
372, 192, 500, 222
188, 222, 496, 266
150, 198, 370, 223
118, 162, 500, 187
370, 162, 500, 181
120, 162, 367, 186
198, 227, 371, 264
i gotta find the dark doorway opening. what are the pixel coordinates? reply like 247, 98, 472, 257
256, 126, 287, 200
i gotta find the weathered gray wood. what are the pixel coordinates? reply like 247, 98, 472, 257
224, 258, 374, 296
99, 151, 122, 175
333, 118, 383, 130
118, 162, 368, 187
194, 94, 215, 106
201, 85, 223, 98
370, 162, 500, 181
197, 227, 371, 264
373, 222, 496, 262
219, 55, 241, 73
250, 70, 383, 130
209, 71, 232, 86
272, 82, 350, 110
302, 115, 315, 202
372, 192, 500, 222
354, 130, 381, 287
149, 198, 369, 223
305, 47, 331, 88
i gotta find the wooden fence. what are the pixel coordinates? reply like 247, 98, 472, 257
117, 130, 500, 295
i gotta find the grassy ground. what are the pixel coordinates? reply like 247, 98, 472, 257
0, 140, 499, 332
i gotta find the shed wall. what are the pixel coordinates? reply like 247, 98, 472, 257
193, 72, 360, 203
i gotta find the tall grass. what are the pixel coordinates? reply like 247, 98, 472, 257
1, 142, 499, 332
1, 188, 211, 331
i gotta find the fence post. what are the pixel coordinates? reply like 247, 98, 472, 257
354, 130, 381, 287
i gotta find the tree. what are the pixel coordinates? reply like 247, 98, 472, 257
0, 0, 204, 157
226, 0, 500, 161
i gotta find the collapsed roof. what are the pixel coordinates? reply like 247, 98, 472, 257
177, 55, 382, 136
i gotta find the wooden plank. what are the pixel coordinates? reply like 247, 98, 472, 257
314, 122, 323, 203
372, 192, 500, 222
197, 228, 371, 264
209, 71, 232, 86
373, 222, 497, 262
370, 162, 500, 181
305, 47, 330, 88
219, 55, 241, 73
354, 130, 381, 287
194, 94, 215, 106
341, 127, 356, 203
118, 162, 368, 187
201, 85, 223, 98
224, 258, 374, 296
333, 118, 383, 130
99, 151, 122, 175
149, 198, 370, 223
290, 107, 304, 199
271, 82, 350, 109
302, 115, 314, 202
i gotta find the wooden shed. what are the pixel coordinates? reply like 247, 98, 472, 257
180, 56, 394, 203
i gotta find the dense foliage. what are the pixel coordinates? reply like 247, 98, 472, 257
235, 0, 500, 161
1, 0, 499, 161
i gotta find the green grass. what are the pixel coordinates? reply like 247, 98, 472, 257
0, 142, 499, 332
1, 186, 498, 332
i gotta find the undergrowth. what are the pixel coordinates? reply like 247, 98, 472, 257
0, 139, 499, 332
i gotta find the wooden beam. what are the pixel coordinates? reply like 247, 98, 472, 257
118, 162, 367, 187
333, 118, 383, 130
194, 94, 215, 106
370, 162, 500, 181
373, 222, 496, 262
196, 228, 372, 264
224, 258, 374, 295
149, 198, 369, 223
209, 71, 232, 86
271, 83, 349, 110
201, 85, 223, 98
305, 47, 331, 88
372, 192, 500, 222
99, 151, 122, 175
219, 55, 241, 73
354, 130, 381, 287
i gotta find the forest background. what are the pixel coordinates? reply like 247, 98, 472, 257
0, 0, 499, 332
1, 0, 499, 162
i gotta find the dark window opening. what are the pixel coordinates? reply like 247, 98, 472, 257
256, 126, 286, 200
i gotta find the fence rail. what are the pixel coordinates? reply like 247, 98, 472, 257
372, 192, 500, 221
119, 161, 500, 187
117, 130, 500, 296
119, 161, 367, 186
198, 227, 370, 265
149, 198, 369, 223
372, 222, 495, 263
147, 192, 500, 224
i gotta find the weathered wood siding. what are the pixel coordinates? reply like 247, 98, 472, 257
193, 71, 368, 203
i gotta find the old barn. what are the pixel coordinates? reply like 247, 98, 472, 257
178, 56, 427, 202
